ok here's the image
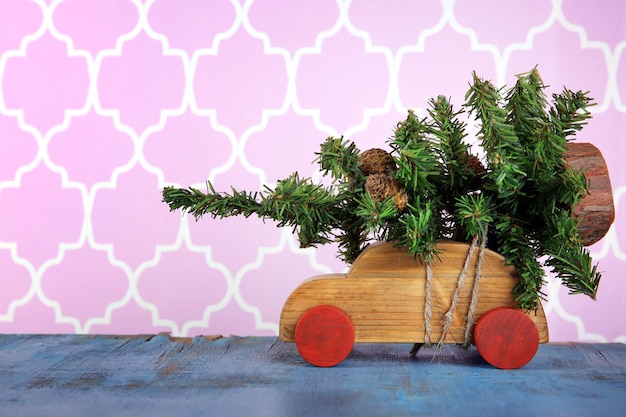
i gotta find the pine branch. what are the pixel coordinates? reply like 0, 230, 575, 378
454, 193, 493, 241
162, 183, 262, 220
465, 72, 527, 199
550, 88, 595, 140
355, 191, 398, 240
162, 174, 344, 248
426, 96, 475, 195
391, 109, 431, 148
335, 214, 370, 264
504, 67, 559, 181
314, 136, 362, 189
546, 249, 601, 298
494, 214, 545, 310
540, 210, 601, 299
389, 110, 440, 198
391, 198, 440, 264
504, 67, 549, 146
313, 136, 371, 261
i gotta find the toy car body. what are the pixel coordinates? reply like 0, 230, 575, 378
279, 241, 548, 369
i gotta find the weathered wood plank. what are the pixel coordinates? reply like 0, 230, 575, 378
0, 335, 624, 417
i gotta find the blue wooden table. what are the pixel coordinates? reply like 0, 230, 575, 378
0, 334, 624, 416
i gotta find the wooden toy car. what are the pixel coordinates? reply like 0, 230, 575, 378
278, 142, 613, 370
279, 240, 548, 369
160, 69, 614, 371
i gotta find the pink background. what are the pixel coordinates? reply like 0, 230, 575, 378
0, 0, 624, 342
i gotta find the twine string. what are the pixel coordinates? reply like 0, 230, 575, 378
463, 226, 488, 348
438, 234, 479, 347
424, 261, 433, 346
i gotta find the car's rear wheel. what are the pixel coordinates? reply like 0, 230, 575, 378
294, 305, 355, 367
473, 307, 539, 369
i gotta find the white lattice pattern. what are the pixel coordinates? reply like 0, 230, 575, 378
0, 0, 624, 342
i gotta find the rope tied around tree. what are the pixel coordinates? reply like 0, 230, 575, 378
424, 261, 433, 346
464, 225, 488, 348
438, 234, 478, 347
421, 228, 488, 348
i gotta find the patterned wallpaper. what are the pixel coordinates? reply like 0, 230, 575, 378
0, 0, 624, 342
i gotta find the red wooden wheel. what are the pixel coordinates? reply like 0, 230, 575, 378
473, 307, 539, 369
295, 305, 355, 367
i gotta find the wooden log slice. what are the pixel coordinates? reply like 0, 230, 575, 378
565, 142, 615, 246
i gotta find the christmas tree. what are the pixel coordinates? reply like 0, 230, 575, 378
163, 68, 601, 311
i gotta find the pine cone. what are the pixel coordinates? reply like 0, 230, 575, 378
465, 154, 486, 177
463, 154, 486, 189
392, 190, 409, 212
365, 173, 408, 212
365, 173, 394, 202
359, 148, 396, 175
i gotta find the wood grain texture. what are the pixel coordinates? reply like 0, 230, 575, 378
0, 335, 624, 417
565, 142, 615, 246
279, 241, 549, 345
